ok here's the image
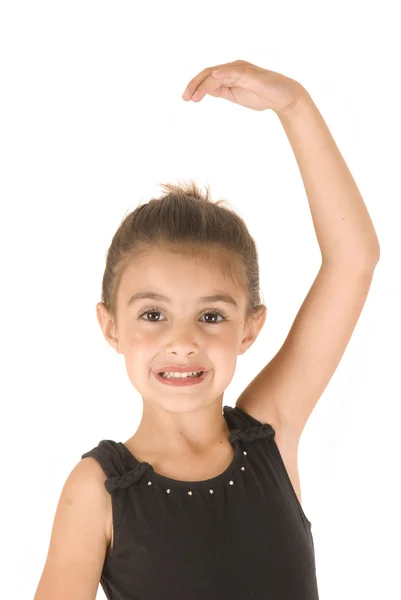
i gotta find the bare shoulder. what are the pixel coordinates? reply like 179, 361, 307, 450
78, 454, 110, 491
78, 456, 113, 546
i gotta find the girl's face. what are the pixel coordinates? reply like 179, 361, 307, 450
99, 249, 265, 413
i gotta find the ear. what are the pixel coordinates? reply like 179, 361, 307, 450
96, 302, 121, 354
239, 305, 267, 355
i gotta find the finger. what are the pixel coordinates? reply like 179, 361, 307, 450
182, 66, 223, 99
191, 69, 233, 101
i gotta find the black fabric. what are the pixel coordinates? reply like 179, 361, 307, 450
81, 405, 319, 599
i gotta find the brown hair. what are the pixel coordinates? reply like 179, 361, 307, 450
100, 179, 265, 332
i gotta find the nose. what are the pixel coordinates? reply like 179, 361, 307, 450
165, 323, 202, 351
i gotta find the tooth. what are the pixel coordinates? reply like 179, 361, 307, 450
161, 371, 202, 379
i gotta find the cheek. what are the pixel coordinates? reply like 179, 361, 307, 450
219, 329, 241, 347
120, 330, 155, 359
128, 328, 156, 343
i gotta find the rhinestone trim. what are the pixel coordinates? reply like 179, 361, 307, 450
154, 458, 248, 495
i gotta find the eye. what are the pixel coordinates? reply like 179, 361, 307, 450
136, 306, 229, 324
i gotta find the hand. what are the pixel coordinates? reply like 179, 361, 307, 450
182, 59, 306, 114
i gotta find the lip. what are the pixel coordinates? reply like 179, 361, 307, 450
154, 370, 209, 386
154, 366, 207, 373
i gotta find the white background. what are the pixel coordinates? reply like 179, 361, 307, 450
1, 1, 400, 599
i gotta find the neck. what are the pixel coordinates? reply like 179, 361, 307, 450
131, 399, 229, 456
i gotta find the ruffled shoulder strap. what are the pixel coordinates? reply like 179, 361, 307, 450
82, 407, 275, 495
81, 440, 153, 495
223, 405, 275, 444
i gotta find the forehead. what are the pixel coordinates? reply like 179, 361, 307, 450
120, 248, 243, 299
126, 248, 234, 275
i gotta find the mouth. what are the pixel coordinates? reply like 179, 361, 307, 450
154, 370, 209, 387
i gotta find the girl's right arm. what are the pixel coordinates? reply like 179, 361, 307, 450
33, 457, 111, 600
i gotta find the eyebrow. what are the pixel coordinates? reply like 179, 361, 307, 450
127, 290, 238, 309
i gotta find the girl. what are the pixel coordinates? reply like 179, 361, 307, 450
34, 60, 380, 600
